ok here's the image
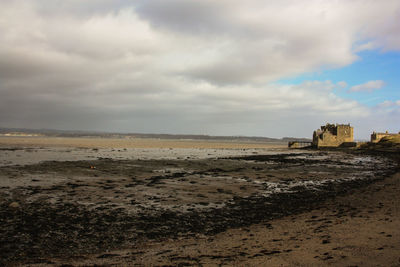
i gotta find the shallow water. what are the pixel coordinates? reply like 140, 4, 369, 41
0, 146, 297, 166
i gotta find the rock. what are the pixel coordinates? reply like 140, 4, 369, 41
9, 201, 20, 209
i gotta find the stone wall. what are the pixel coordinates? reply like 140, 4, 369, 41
371, 131, 400, 143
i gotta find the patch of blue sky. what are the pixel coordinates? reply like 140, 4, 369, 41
277, 50, 400, 106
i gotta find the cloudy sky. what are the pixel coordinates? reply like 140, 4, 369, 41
1, 0, 399, 139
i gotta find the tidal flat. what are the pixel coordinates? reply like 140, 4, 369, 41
0, 137, 399, 266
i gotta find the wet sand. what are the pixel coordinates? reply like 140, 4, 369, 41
0, 137, 399, 266
0, 136, 287, 149
0, 136, 287, 166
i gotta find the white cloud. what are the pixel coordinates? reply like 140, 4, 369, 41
337, 81, 348, 88
364, 100, 400, 135
349, 80, 385, 93
378, 100, 395, 108
378, 100, 400, 108
353, 41, 378, 52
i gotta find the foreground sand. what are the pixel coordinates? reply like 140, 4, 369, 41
60, 173, 400, 266
0, 137, 399, 266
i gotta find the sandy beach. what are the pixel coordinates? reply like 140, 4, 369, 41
0, 136, 287, 149
0, 137, 399, 266
69, 172, 400, 267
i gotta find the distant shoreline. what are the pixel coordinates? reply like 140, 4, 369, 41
0, 127, 310, 143
0, 136, 287, 149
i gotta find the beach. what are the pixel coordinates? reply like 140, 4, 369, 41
0, 137, 399, 266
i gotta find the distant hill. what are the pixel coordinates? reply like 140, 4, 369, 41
0, 127, 311, 143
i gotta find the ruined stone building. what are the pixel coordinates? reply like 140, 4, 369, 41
312, 123, 354, 148
370, 131, 400, 143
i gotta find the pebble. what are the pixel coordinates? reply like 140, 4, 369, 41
9, 202, 20, 209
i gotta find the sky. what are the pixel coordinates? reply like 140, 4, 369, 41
0, 0, 399, 139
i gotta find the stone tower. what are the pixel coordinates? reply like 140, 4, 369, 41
312, 123, 354, 148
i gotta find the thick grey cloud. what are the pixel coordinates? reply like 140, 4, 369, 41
0, 0, 399, 138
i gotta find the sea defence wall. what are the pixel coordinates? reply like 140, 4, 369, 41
371, 131, 400, 143
288, 141, 312, 148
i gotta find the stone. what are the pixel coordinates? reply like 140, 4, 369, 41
9, 202, 20, 209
